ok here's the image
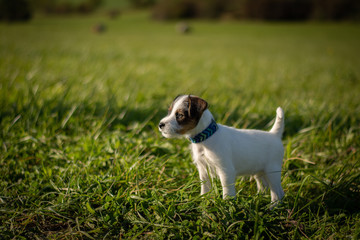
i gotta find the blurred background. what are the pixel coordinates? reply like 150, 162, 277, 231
1, 0, 360, 22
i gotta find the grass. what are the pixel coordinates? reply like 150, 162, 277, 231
1, 11, 360, 239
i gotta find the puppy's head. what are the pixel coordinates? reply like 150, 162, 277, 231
158, 95, 208, 138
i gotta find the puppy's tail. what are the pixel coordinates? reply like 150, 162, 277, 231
270, 107, 285, 139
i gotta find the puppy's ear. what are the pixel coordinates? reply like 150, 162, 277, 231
188, 95, 208, 117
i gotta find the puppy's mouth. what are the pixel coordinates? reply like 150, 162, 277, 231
159, 128, 178, 138
160, 131, 173, 138
158, 122, 181, 138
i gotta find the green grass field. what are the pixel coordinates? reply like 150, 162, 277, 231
1, 11, 360, 239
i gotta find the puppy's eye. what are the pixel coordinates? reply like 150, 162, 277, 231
176, 112, 184, 119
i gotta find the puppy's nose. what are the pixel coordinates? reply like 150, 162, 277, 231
159, 122, 165, 129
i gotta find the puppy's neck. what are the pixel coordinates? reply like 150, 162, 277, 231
185, 109, 215, 138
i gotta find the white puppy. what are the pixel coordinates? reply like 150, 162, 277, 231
159, 95, 285, 204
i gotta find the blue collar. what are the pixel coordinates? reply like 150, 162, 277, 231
189, 119, 218, 143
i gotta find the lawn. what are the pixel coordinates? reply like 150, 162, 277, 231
0, 11, 360, 239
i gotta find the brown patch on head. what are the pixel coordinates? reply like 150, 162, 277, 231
175, 95, 208, 134
188, 95, 208, 117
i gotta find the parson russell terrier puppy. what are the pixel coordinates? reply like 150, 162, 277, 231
158, 95, 285, 204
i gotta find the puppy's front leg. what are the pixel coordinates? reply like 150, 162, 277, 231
218, 170, 236, 198
197, 164, 211, 195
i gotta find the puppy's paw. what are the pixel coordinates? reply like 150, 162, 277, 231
269, 200, 283, 210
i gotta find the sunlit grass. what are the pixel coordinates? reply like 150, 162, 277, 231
0, 11, 360, 239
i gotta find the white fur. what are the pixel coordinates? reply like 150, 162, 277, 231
158, 96, 189, 138
159, 96, 285, 204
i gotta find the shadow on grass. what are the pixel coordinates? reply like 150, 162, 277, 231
0, 93, 166, 136
289, 172, 360, 216
322, 174, 360, 215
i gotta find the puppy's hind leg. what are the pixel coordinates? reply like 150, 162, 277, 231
254, 173, 269, 193
264, 170, 284, 203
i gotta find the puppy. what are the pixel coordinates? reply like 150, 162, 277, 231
159, 95, 285, 204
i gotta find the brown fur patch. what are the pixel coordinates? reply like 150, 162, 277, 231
175, 95, 208, 134
175, 109, 199, 134
188, 95, 208, 117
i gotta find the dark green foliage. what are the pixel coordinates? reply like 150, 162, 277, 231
311, 0, 360, 20
0, 0, 32, 22
30, 0, 103, 14
152, 0, 360, 21
128, 0, 157, 8
152, 0, 225, 20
